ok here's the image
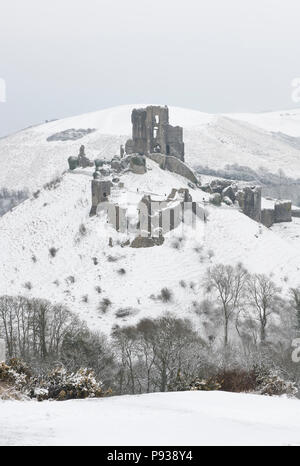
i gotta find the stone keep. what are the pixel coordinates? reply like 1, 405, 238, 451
0, 339, 5, 362
125, 106, 185, 161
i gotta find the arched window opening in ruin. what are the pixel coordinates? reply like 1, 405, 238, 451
153, 127, 158, 139
154, 144, 161, 153
166, 144, 170, 155
155, 115, 159, 124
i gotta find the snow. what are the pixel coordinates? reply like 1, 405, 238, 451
0, 158, 299, 334
1, 103, 300, 333
1, 391, 300, 446
2, 103, 300, 192
228, 108, 300, 137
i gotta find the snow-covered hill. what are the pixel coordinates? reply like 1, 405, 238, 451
1, 391, 300, 446
1, 104, 300, 192
0, 157, 299, 334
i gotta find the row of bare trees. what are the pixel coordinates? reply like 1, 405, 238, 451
205, 263, 292, 347
1, 263, 300, 396
0, 296, 114, 385
112, 315, 206, 394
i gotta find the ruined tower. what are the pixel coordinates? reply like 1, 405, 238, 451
125, 106, 184, 161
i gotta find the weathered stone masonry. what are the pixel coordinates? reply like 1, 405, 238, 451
125, 106, 185, 161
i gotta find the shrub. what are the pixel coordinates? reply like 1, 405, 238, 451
214, 369, 257, 393
82, 294, 89, 303
158, 287, 173, 303
92, 257, 98, 265
179, 280, 186, 288
34, 367, 104, 401
95, 286, 102, 294
31, 255, 37, 263
189, 377, 222, 392
107, 255, 118, 263
256, 370, 298, 397
0, 359, 32, 391
24, 281, 33, 290
43, 175, 63, 191
49, 247, 58, 258
66, 275, 75, 284
78, 223, 87, 237
99, 298, 112, 314
117, 268, 126, 275
115, 308, 137, 318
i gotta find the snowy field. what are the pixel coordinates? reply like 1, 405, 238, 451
1, 391, 300, 446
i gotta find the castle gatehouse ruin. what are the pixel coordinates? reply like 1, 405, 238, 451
125, 106, 185, 161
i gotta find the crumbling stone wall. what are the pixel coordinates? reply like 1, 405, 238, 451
68, 145, 94, 170
274, 200, 292, 223
147, 153, 198, 184
90, 179, 112, 216
237, 186, 262, 222
125, 106, 184, 161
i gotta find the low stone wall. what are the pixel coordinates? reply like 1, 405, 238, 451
261, 208, 275, 228
274, 201, 292, 223
292, 209, 300, 218
147, 153, 198, 184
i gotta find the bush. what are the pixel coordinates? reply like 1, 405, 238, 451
66, 275, 75, 284
158, 287, 173, 303
82, 294, 89, 303
214, 369, 257, 393
32, 367, 104, 401
0, 359, 32, 391
107, 255, 118, 263
256, 370, 298, 397
79, 223, 87, 237
117, 268, 126, 275
23, 281, 33, 290
99, 298, 112, 314
43, 175, 63, 191
49, 247, 58, 258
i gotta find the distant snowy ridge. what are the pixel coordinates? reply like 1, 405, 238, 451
1, 104, 300, 191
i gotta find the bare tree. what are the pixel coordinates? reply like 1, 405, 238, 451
246, 274, 280, 343
206, 263, 248, 347
290, 287, 300, 332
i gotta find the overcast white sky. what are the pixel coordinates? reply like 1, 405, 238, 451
0, 0, 300, 136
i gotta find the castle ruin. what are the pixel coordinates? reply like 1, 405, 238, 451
125, 106, 184, 161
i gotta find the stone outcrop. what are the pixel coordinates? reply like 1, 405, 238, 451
68, 145, 94, 170
222, 185, 236, 203
125, 106, 184, 161
209, 193, 222, 206
129, 155, 147, 174
130, 236, 164, 248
